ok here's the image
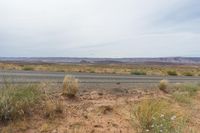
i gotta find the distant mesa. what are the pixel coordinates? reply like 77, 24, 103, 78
94, 60, 123, 64
0, 57, 200, 65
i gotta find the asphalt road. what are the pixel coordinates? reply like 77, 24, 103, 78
0, 70, 200, 84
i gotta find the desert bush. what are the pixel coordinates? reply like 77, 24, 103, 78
131, 99, 186, 133
22, 66, 34, 71
167, 70, 177, 76
62, 75, 79, 97
89, 69, 95, 73
56, 69, 65, 72
131, 71, 146, 75
0, 82, 42, 122
158, 80, 169, 93
183, 72, 194, 76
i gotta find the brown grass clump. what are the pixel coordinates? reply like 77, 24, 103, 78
44, 99, 64, 119
62, 75, 79, 97
158, 80, 169, 93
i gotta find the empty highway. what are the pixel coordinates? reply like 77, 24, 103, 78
0, 70, 200, 84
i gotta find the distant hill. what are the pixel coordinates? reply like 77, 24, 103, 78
0, 57, 200, 65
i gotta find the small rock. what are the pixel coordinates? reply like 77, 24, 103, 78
51, 129, 57, 133
90, 91, 100, 99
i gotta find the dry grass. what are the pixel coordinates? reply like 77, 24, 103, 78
173, 92, 191, 104
131, 98, 186, 133
44, 99, 64, 119
62, 75, 79, 97
172, 83, 200, 104
0, 82, 42, 122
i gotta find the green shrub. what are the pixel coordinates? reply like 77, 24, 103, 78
131, 99, 186, 133
22, 66, 34, 71
90, 70, 95, 73
131, 71, 146, 75
183, 72, 194, 76
56, 69, 65, 72
0, 82, 42, 122
167, 70, 177, 76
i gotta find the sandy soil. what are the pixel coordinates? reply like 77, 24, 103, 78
0, 88, 200, 133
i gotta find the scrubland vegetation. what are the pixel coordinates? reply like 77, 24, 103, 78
167, 70, 178, 76
132, 99, 186, 133
0, 77, 200, 132
0, 62, 200, 76
0, 83, 42, 122
22, 66, 34, 71
131, 71, 147, 75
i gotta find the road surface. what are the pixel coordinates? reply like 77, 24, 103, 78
0, 70, 200, 84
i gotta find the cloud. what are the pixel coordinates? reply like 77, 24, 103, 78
0, 0, 199, 57
152, 0, 200, 33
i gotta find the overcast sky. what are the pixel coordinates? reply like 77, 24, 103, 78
0, 0, 200, 57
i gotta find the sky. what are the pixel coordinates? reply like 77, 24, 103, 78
0, 0, 200, 57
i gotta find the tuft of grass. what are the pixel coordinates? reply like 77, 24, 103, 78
131, 99, 186, 133
173, 92, 191, 104
175, 83, 200, 96
158, 80, 169, 93
131, 71, 146, 75
182, 84, 199, 96
172, 83, 199, 104
62, 75, 79, 97
22, 66, 34, 71
0, 82, 42, 122
167, 70, 178, 76
44, 99, 64, 119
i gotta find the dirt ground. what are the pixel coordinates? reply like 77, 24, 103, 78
1, 87, 200, 133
